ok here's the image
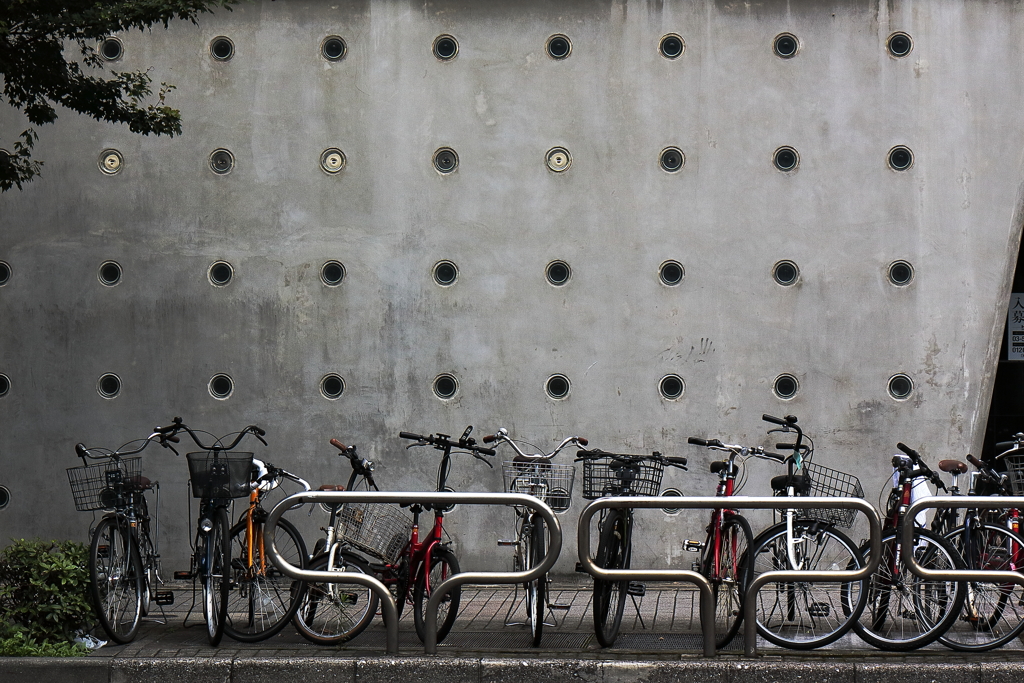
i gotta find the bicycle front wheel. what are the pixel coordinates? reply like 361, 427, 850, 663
413, 546, 461, 643
223, 516, 308, 642
593, 509, 630, 647
201, 507, 230, 646
294, 550, 379, 645
940, 522, 1024, 652
526, 515, 547, 646
702, 513, 752, 649
750, 521, 866, 649
854, 527, 966, 651
90, 516, 143, 644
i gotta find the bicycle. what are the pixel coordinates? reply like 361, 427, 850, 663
744, 414, 868, 650
574, 448, 688, 647
68, 430, 177, 643
484, 427, 587, 646
685, 430, 787, 648
852, 442, 967, 651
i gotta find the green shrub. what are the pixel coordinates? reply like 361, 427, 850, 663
0, 627, 88, 657
0, 538, 94, 646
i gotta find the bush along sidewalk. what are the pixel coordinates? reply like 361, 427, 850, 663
0, 538, 93, 656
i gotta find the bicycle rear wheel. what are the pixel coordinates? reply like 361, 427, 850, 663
593, 509, 630, 647
854, 528, 966, 651
526, 515, 546, 646
413, 546, 461, 643
750, 520, 866, 649
702, 513, 752, 649
201, 507, 230, 646
940, 522, 1024, 652
294, 550, 379, 645
223, 517, 308, 642
90, 516, 143, 643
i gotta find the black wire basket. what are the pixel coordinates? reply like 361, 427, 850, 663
580, 452, 665, 499
186, 452, 254, 499
794, 462, 864, 529
66, 456, 142, 512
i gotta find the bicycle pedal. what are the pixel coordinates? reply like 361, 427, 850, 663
173, 570, 193, 581
96, 544, 110, 559
548, 604, 571, 610
497, 540, 518, 546
809, 602, 830, 618
683, 539, 704, 552
154, 591, 175, 606
627, 582, 646, 597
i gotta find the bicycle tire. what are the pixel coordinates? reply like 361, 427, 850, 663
89, 516, 143, 644
223, 516, 308, 642
853, 527, 966, 651
202, 507, 230, 646
527, 514, 546, 646
940, 522, 1024, 652
750, 520, 866, 649
294, 550, 379, 645
413, 546, 461, 643
593, 509, 630, 647
701, 513, 753, 649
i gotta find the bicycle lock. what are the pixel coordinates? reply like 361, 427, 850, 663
577, 496, 881, 656
264, 490, 561, 654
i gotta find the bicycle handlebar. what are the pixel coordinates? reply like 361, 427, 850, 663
399, 429, 497, 457
893, 442, 947, 492
157, 418, 267, 453
75, 430, 181, 462
483, 428, 588, 459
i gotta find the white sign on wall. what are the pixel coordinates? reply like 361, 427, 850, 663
1010, 293, 1024, 360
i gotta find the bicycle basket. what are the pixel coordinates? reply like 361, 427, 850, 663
502, 461, 576, 512
336, 503, 412, 565
1004, 452, 1024, 495
794, 462, 864, 529
186, 452, 254, 499
580, 453, 665, 499
66, 456, 142, 512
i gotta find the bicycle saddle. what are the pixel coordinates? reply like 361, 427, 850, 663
771, 474, 811, 494
709, 461, 730, 474
938, 459, 968, 475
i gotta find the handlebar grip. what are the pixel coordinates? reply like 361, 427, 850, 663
762, 414, 787, 426
763, 451, 786, 462
482, 434, 496, 444
666, 456, 688, 466
966, 454, 985, 469
399, 431, 424, 441
896, 442, 920, 461
996, 441, 1018, 451
687, 437, 709, 446
253, 426, 266, 437
75, 443, 89, 458
330, 438, 347, 452
775, 443, 798, 450
577, 437, 588, 446
166, 434, 180, 443
478, 446, 496, 456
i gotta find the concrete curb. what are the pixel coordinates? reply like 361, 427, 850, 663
3, 656, 1024, 683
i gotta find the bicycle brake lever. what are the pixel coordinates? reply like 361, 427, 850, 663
472, 451, 494, 467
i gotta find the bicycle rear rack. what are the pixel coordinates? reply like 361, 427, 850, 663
265, 490, 560, 655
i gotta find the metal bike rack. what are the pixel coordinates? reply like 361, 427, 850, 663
577, 496, 881, 657
265, 490, 561, 655
902, 495, 1024, 589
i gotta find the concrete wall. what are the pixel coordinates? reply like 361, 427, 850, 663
1, 0, 1023, 573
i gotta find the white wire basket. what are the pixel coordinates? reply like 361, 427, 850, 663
336, 503, 412, 565
501, 461, 575, 512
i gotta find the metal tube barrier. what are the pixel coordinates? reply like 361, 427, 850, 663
578, 496, 881, 657
265, 490, 560, 655
902, 496, 1024, 589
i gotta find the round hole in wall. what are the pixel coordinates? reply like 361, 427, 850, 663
545, 374, 571, 400
97, 373, 121, 399
773, 260, 800, 286
660, 147, 685, 173
209, 260, 233, 286
659, 34, 684, 59
433, 373, 459, 399
432, 260, 458, 286
659, 374, 685, 400
320, 373, 345, 400
321, 260, 346, 286
0, 485, 9, 510
210, 36, 234, 61
774, 33, 799, 58
0, 374, 9, 398
660, 488, 683, 515
773, 146, 799, 172
209, 373, 234, 399
98, 261, 122, 286
659, 260, 684, 286
321, 36, 347, 61
100, 37, 123, 61
209, 148, 234, 175
433, 147, 459, 174
546, 34, 572, 60
433, 34, 459, 61
888, 373, 914, 400
888, 145, 914, 171
320, 148, 346, 174
887, 32, 913, 57
888, 260, 914, 286
99, 149, 123, 175
774, 374, 799, 400
545, 147, 571, 173
545, 260, 571, 286
0, 261, 10, 286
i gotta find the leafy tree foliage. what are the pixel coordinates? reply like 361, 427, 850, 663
0, 0, 238, 191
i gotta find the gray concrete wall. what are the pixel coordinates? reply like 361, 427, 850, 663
1, 0, 1022, 573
